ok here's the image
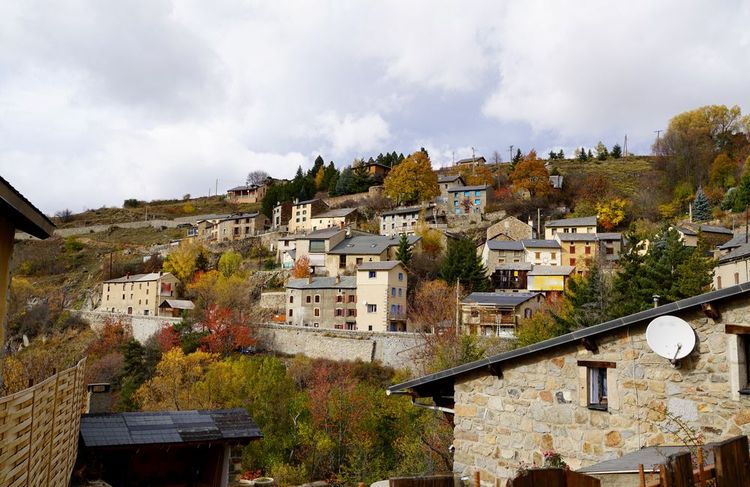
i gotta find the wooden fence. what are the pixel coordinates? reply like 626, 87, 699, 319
506, 469, 600, 487
0, 358, 87, 487
642, 435, 750, 487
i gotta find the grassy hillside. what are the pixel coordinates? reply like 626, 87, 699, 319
550, 156, 658, 198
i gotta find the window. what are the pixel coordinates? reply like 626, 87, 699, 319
314, 308, 320, 317
391, 287, 396, 297
306, 296, 311, 304
524, 308, 532, 318
475, 191, 481, 196
569, 245, 576, 253
347, 308, 356, 317
570, 258, 577, 266
606, 246, 614, 255
288, 309, 293, 316
106, 295, 109, 301
571, 228, 577, 233
289, 296, 294, 303
144, 310, 149, 316
336, 294, 343, 303
474, 199, 481, 205
585, 246, 591, 255
310, 240, 325, 253
356, 258, 363, 265
335, 308, 343, 317
535, 252, 541, 259
742, 335, 750, 394
314, 294, 320, 303
367, 304, 377, 313
717, 276, 722, 289
398, 272, 404, 281
122, 294, 125, 300
398, 288, 403, 297
498, 258, 506, 263
454, 201, 459, 207
551, 252, 556, 260
348, 295, 356, 303
464, 191, 469, 196
346, 323, 356, 330
588, 367, 608, 410
736, 272, 740, 285
369, 271, 377, 279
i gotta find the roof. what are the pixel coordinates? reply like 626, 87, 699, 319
555, 233, 598, 242
545, 216, 598, 228
596, 232, 623, 240
719, 242, 750, 263
315, 208, 358, 218
357, 260, 403, 271
487, 240, 525, 251
79, 409, 262, 448
494, 263, 534, 271
159, 299, 195, 310
462, 292, 539, 307
328, 234, 420, 255
294, 198, 321, 206
297, 227, 345, 239
381, 205, 429, 217
104, 272, 174, 284
578, 445, 716, 474
549, 175, 564, 189
388, 282, 750, 397
287, 276, 356, 289
438, 174, 464, 184
718, 234, 748, 250
447, 185, 490, 193
522, 239, 561, 249
0, 175, 56, 239
528, 265, 575, 276
365, 162, 391, 169
676, 224, 733, 236
227, 184, 261, 192
455, 156, 486, 164
220, 212, 261, 222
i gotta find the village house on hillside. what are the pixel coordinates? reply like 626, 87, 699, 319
287, 198, 329, 233
460, 292, 543, 337
486, 216, 534, 242
674, 223, 734, 248
544, 215, 598, 239
448, 184, 492, 216
454, 155, 486, 165
271, 200, 293, 230
388, 284, 750, 485
714, 242, 750, 289
437, 174, 465, 204
355, 261, 408, 332
100, 272, 180, 316
309, 207, 358, 231
379, 204, 444, 237
324, 232, 420, 276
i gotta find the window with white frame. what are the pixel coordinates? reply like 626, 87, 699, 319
578, 360, 615, 410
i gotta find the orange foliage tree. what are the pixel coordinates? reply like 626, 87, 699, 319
291, 255, 312, 278
200, 304, 255, 355
509, 150, 552, 198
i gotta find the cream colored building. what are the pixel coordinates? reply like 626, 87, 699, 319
226, 183, 268, 204
287, 199, 329, 234
356, 261, 408, 332
309, 208, 357, 231
714, 243, 750, 289
544, 215, 598, 239
521, 239, 561, 266
100, 272, 181, 316
325, 234, 420, 276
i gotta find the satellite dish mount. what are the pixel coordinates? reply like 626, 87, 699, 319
646, 315, 696, 368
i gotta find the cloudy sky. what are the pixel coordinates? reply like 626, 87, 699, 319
2, 1, 749, 214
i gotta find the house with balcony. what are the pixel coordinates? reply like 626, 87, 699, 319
309, 207, 358, 231
544, 215, 598, 239
364, 161, 391, 181
285, 275, 357, 329
356, 261, 408, 332
213, 212, 269, 241
100, 272, 180, 316
287, 227, 349, 274
460, 292, 543, 337
490, 263, 533, 291
287, 198, 329, 233
447, 184, 492, 216
521, 239, 561, 266
226, 183, 268, 204
324, 233, 420, 276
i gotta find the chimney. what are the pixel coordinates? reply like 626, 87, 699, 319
335, 274, 341, 284
87, 383, 112, 413
652, 294, 660, 308
307, 275, 313, 284
294, 198, 299, 205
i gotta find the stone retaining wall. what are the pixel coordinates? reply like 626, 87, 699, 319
75, 310, 181, 343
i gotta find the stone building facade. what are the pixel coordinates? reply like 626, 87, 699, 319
389, 285, 750, 485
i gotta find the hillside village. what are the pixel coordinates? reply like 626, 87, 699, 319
4, 104, 750, 486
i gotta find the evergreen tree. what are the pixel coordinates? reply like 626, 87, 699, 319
439, 238, 489, 293
395, 234, 413, 267
587, 149, 593, 160
548, 150, 558, 160
578, 147, 588, 161
558, 149, 565, 159
552, 263, 612, 333
611, 144, 622, 158
512, 149, 523, 164
334, 167, 354, 195
610, 234, 649, 317
595, 141, 609, 161
692, 187, 711, 222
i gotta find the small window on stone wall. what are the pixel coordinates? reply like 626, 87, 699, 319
724, 325, 750, 398
578, 360, 616, 411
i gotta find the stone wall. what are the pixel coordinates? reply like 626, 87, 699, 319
452, 296, 750, 485
259, 291, 286, 312
322, 185, 385, 208
256, 323, 425, 372
75, 310, 181, 343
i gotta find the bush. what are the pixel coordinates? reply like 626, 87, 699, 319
123, 199, 140, 208
262, 259, 276, 270
64, 236, 84, 252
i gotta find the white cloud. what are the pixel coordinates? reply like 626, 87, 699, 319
312, 112, 391, 158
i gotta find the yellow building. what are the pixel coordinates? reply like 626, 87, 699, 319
101, 272, 181, 316
287, 198, 329, 234
355, 261, 408, 332
0, 176, 55, 346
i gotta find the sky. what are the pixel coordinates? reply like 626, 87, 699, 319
2, 0, 750, 214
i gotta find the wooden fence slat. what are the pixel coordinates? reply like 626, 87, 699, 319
664, 451, 694, 487
714, 435, 750, 487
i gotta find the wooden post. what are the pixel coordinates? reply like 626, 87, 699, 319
474, 471, 481, 487
696, 447, 705, 487
638, 464, 646, 487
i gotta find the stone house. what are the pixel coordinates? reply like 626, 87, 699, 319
272, 201, 293, 230
285, 275, 357, 329
364, 162, 391, 180
544, 215, 598, 239
100, 272, 180, 316
288, 228, 348, 274
490, 263, 532, 291
461, 292, 543, 338
287, 198, 329, 234
714, 243, 750, 289
437, 174, 466, 204
674, 223, 734, 248
448, 185, 492, 216
486, 216, 534, 242
324, 233, 420, 276
309, 208, 358, 231
522, 239, 561, 266
0, 175, 55, 346
455, 156, 486, 166
213, 213, 269, 241
480, 240, 525, 269
226, 183, 268, 204
356, 261, 408, 332
380, 205, 440, 237
388, 283, 750, 485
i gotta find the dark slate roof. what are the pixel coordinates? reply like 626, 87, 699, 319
719, 242, 750, 263
388, 282, 750, 397
555, 233, 597, 242
447, 185, 490, 193
221, 212, 261, 222
159, 299, 194, 310
545, 216, 597, 228
438, 175, 464, 184
80, 409, 262, 448
0, 175, 56, 239
522, 239, 561, 249
315, 208, 357, 218
462, 292, 539, 307
381, 206, 426, 217
294, 198, 321, 206
494, 263, 533, 271
358, 260, 403, 271
677, 224, 733, 236
329, 235, 420, 255
227, 184, 260, 192
297, 227, 344, 239
287, 276, 356, 289
487, 240, 525, 251
104, 272, 170, 284
455, 156, 486, 164
718, 234, 748, 250
528, 265, 575, 276
578, 445, 716, 474
596, 232, 623, 240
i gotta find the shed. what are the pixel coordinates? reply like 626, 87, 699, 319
159, 299, 195, 317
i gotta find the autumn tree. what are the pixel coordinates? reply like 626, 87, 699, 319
509, 150, 552, 198
409, 279, 456, 332
416, 223, 443, 258
457, 164, 494, 186
709, 153, 737, 188
163, 242, 208, 283
383, 151, 440, 205
595, 141, 609, 160
218, 250, 243, 277
291, 255, 312, 278
595, 198, 628, 231
200, 304, 255, 355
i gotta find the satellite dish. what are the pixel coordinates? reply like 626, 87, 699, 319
646, 315, 696, 361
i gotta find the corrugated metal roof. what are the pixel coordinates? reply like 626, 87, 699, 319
388, 283, 750, 396
287, 276, 356, 289
462, 292, 539, 306
80, 409, 262, 448
545, 216, 597, 228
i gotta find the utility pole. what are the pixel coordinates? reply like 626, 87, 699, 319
455, 280, 460, 331
452, 151, 455, 166
624, 134, 629, 157
654, 129, 662, 143
509, 145, 514, 164
215, 179, 218, 197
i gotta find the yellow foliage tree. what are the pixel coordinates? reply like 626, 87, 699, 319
291, 255, 312, 278
163, 242, 207, 283
187, 269, 253, 317
314, 166, 325, 189
596, 198, 628, 231
135, 348, 219, 410
456, 165, 494, 186
383, 151, 440, 205
709, 153, 737, 189
416, 220, 443, 257
509, 150, 552, 198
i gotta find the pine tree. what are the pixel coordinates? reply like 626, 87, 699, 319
692, 187, 711, 222
558, 149, 564, 159
611, 144, 622, 158
552, 263, 612, 333
395, 234, 413, 267
439, 238, 489, 293
512, 149, 523, 164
